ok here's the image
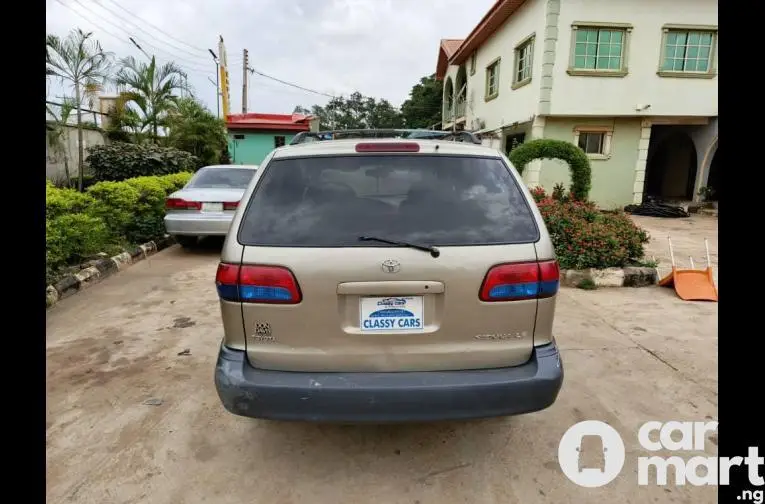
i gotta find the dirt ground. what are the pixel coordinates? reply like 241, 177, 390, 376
46, 216, 718, 504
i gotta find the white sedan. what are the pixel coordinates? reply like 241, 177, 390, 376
164, 164, 258, 247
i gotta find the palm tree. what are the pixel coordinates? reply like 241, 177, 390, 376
46, 100, 76, 186
46, 29, 113, 191
115, 56, 186, 143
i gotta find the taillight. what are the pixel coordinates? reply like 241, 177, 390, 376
223, 201, 239, 211
479, 260, 560, 302
215, 263, 302, 304
166, 198, 201, 210
355, 142, 420, 153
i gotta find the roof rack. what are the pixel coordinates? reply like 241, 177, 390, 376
289, 129, 482, 145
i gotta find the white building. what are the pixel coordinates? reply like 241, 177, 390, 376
436, 0, 718, 209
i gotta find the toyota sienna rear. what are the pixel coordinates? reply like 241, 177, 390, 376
213, 133, 563, 422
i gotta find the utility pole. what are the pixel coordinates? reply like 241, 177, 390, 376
209, 49, 220, 118
242, 49, 249, 114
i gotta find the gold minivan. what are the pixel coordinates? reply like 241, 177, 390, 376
214, 130, 563, 422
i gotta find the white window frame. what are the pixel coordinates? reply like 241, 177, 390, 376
573, 125, 613, 160
512, 33, 535, 89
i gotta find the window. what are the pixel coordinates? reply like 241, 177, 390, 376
238, 155, 539, 247
578, 132, 605, 154
573, 126, 613, 159
274, 136, 286, 148
568, 23, 632, 76
659, 25, 717, 77
185, 167, 257, 189
513, 35, 535, 89
470, 52, 477, 75
485, 58, 500, 101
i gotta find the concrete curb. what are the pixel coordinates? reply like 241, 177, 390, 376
560, 266, 659, 288
46, 235, 176, 309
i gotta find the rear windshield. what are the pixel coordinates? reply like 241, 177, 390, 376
238, 155, 538, 247
186, 167, 256, 189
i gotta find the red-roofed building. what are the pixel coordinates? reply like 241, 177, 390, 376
226, 112, 319, 164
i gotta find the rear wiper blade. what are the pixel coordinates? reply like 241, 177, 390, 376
358, 235, 441, 258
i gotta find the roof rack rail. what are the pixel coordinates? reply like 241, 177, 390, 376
289, 129, 482, 145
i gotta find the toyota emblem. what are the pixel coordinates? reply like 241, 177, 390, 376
381, 259, 401, 273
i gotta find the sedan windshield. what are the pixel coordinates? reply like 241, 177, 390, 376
186, 167, 256, 189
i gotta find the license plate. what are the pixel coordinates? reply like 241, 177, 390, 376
202, 202, 223, 213
359, 296, 424, 332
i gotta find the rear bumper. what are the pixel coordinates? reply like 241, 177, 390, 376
164, 213, 233, 236
214, 342, 564, 423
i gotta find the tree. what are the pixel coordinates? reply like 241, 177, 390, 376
46, 100, 76, 186
46, 29, 113, 191
400, 74, 443, 129
167, 97, 228, 166
115, 55, 186, 143
299, 92, 404, 130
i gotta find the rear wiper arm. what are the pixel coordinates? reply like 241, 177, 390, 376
358, 235, 441, 258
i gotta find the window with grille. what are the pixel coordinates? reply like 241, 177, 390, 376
572, 27, 626, 71
485, 59, 500, 100
514, 38, 534, 85
661, 30, 715, 73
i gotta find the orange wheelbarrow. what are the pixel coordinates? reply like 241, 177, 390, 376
658, 236, 718, 302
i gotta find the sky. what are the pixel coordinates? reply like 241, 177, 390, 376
46, 0, 495, 118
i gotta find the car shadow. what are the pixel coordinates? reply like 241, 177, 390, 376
176, 236, 225, 255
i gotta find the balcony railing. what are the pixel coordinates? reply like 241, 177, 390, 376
455, 96, 466, 119
443, 103, 454, 123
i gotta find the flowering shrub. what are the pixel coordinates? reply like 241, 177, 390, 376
532, 188, 649, 269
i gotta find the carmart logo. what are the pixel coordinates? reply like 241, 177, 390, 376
558, 420, 626, 488
558, 420, 764, 495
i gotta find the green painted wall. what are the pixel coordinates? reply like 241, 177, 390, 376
228, 131, 297, 165
538, 117, 642, 209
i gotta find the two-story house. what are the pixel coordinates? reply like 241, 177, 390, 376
436, 0, 718, 209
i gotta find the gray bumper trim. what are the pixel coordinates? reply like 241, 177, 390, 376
214, 342, 563, 423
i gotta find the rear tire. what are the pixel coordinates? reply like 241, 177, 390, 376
175, 236, 198, 248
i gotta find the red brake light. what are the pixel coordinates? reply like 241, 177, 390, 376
215, 263, 301, 304
355, 142, 420, 153
479, 261, 560, 302
166, 198, 201, 210
223, 201, 240, 210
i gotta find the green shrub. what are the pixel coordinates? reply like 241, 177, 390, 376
509, 139, 592, 201
46, 184, 96, 219
46, 213, 110, 283
46, 172, 194, 285
534, 188, 649, 270
87, 142, 200, 182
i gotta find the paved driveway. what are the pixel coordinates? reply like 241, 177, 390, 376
47, 224, 718, 504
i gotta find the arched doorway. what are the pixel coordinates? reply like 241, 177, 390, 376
443, 77, 454, 122
644, 129, 698, 201
454, 66, 467, 119
706, 146, 719, 201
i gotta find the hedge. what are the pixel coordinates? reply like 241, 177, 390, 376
509, 139, 592, 201
87, 142, 200, 182
46, 172, 193, 284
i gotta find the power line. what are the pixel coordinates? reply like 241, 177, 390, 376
90, 0, 210, 62
65, 0, 216, 73
100, 0, 207, 54
248, 67, 337, 99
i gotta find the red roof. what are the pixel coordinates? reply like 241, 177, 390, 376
436, 39, 465, 81
448, 0, 528, 66
226, 112, 314, 132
